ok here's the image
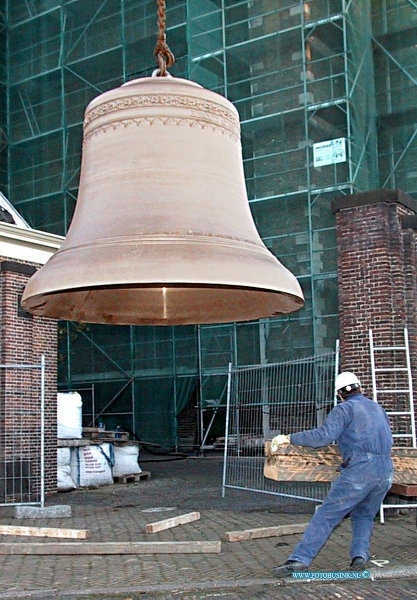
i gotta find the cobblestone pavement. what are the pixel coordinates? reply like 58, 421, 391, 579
0, 454, 415, 599
54, 578, 417, 600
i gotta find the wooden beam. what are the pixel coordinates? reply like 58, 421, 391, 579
389, 483, 417, 497
0, 541, 221, 555
145, 511, 200, 533
224, 522, 309, 542
0, 525, 90, 539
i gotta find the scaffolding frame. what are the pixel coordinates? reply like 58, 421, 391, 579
2, 0, 417, 449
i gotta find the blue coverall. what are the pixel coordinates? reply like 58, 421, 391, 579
287, 393, 393, 567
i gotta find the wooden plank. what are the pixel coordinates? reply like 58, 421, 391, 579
96, 432, 130, 441
146, 511, 200, 533
82, 427, 129, 441
57, 439, 90, 447
0, 541, 221, 555
0, 525, 90, 539
224, 522, 309, 542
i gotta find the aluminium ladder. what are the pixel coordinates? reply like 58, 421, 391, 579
369, 328, 417, 522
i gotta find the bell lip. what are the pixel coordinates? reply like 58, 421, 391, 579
22, 283, 304, 305
22, 280, 304, 296
21, 238, 305, 304
21, 284, 304, 325
22, 278, 304, 309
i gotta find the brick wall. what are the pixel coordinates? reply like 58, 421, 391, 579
332, 190, 417, 440
0, 259, 57, 496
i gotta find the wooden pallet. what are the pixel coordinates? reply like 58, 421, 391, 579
113, 471, 151, 484
83, 427, 130, 442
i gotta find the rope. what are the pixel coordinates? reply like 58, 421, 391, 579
154, 0, 175, 76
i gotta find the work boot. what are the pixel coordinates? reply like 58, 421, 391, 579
350, 556, 367, 571
272, 560, 308, 578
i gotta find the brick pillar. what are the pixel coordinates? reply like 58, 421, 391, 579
0, 259, 57, 496
331, 190, 417, 404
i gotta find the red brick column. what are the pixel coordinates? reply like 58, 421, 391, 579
0, 259, 57, 495
332, 190, 417, 403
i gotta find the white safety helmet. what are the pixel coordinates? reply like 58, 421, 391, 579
335, 371, 361, 393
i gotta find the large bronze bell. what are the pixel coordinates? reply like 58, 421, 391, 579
22, 75, 304, 325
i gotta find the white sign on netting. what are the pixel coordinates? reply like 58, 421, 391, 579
313, 137, 346, 167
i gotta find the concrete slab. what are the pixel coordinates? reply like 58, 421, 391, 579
14, 505, 72, 519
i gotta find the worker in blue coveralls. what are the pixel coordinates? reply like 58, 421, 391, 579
271, 371, 394, 577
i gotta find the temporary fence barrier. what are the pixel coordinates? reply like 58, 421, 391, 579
222, 351, 337, 503
0, 357, 45, 506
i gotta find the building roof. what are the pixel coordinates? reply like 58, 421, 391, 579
0, 191, 31, 229
0, 192, 63, 265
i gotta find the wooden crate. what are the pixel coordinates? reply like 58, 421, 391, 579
264, 441, 417, 484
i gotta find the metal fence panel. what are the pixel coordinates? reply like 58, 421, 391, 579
0, 359, 44, 506
223, 352, 337, 502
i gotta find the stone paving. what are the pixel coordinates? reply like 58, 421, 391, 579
0, 454, 415, 599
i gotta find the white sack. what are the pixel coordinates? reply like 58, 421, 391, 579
57, 392, 83, 439
113, 443, 142, 477
70, 443, 114, 487
57, 447, 76, 492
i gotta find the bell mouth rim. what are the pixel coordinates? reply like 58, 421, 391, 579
23, 283, 304, 305
23, 281, 305, 295
21, 284, 304, 325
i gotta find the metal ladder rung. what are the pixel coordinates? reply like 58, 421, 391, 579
373, 346, 406, 351
369, 328, 416, 449
374, 367, 408, 372
375, 389, 410, 394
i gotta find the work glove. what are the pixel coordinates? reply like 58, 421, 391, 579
270, 434, 291, 452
